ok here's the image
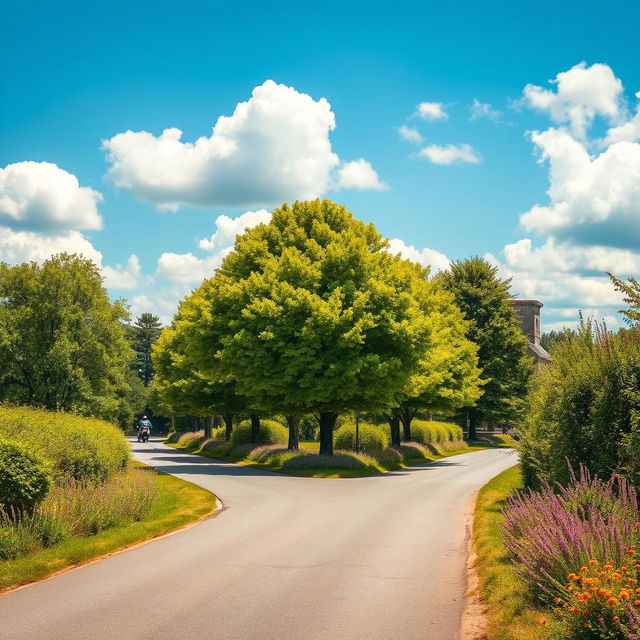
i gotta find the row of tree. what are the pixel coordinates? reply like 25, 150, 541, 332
153, 199, 532, 453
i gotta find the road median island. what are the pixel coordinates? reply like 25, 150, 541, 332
166, 431, 513, 478
0, 462, 218, 593
470, 465, 549, 640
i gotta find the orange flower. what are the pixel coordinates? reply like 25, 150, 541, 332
570, 606, 580, 614
568, 572, 579, 580
629, 549, 636, 556
554, 597, 562, 604
607, 597, 619, 605
589, 559, 599, 566
580, 566, 588, 573
619, 591, 630, 600
604, 564, 614, 570
536, 617, 548, 626
634, 599, 640, 606
614, 615, 620, 621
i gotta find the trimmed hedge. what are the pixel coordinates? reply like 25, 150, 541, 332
334, 422, 390, 453
0, 406, 129, 484
0, 438, 51, 512
409, 420, 463, 445
230, 419, 288, 446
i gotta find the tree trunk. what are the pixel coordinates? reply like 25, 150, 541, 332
286, 415, 300, 451
389, 414, 401, 446
318, 412, 338, 456
400, 407, 414, 442
213, 416, 221, 428
203, 417, 212, 440
223, 414, 233, 441
467, 412, 478, 441
250, 414, 261, 443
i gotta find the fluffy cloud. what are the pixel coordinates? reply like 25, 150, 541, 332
103, 80, 384, 211
398, 125, 423, 144
335, 159, 388, 191
0, 161, 102, 231
415, 102, 448, 121
522, 62, 623, 139
386, 238, 450, 273
418, 143, 481, 165
199, 209, 271, 251
519, 128, 640, 245
469, 98, 503, 122
159, 209, 274, 284
102, 255, 151, 290
0, 228, 102, 264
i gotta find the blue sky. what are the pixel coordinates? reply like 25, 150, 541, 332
1, 0, 639, 328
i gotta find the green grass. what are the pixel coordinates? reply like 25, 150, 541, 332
473, 465, 554, 640
0, 462, 217, 592
166, 432, 513, 478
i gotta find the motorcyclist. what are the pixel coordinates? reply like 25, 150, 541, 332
137, 416, 152, 440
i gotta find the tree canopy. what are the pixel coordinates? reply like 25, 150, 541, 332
609, 273, 640, 325
439, 257, 531, 437
129, 312, 162, 386
0, 254, 132, 421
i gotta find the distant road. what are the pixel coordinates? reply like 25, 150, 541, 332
0, 440, 516, 640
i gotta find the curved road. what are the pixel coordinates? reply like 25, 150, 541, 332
0, 440, 516, 640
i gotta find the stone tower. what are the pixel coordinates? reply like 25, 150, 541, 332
511, 299, 551, 366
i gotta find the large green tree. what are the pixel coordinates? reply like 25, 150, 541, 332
439, 257, 531, 439
390, 268, 484, 443
0, 254, 132, 420
129, 313, 162, 386
191, 199, 436, 455
609, 273, 640, 325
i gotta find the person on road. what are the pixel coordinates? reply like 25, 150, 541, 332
137, 415, 152, 436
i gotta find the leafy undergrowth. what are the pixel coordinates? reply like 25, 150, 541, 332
0, 462, 217, 592
166, 432, 513, 478
473, 465, 552, 640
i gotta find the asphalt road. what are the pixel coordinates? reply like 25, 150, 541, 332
0, 440, 516, 640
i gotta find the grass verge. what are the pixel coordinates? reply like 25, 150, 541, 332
167, 433, 513, 478
473, 465, 553, 640
0, 462, 217, 592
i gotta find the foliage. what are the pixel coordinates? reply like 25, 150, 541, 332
610, 273, 640, 326
299, 414, 319, 440
230, 419, 288, 446
0, 405, 129, 483
281, 452, 380, 471
0, 254, 132, 421
191, 199, 448, 454
472, 465, 549, 640
502, 466, 640, 638
0, 438, 51, 512
394, 443, 429, 459
439, 257, 532, 432
540, 328, 578, 353
0, 468, 158, 560
519, 322, 640, 488
408, 420, 464, 445
334, 421, 390, 452
0, 465, 216, 591
128, 313, 162, 386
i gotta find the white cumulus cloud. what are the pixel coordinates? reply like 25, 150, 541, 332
469, 98, 503, 122
386, 238, 450, 273
522, 62, 624, 140
102, 255, 151, 290
199, 209, 271, 251
103, 80, 385, 211
418, 143, 481, 165
398, 125, 423, 144
0, 161, 103, 231
415, 102, 448, 121
335, 159, 388, 191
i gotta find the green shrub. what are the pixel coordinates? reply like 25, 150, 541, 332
410, 420, 462, 445
334, 422, 390, 453
246, 445, 300, 466
299, 415, 319, 441
176, 431, 205, 448
165, 431, 181, 444
0, 405, 129, 483
0, 522, 39, 560
0, 438, 51, 512
374, 447, 404, 465
203, 441, 234, 457
519, 323, 640, 487
230, 419, 288, 446
395, 443, 429, 459
282, 452, 378, 471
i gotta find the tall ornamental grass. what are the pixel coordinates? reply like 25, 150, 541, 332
334, 422, 389, 453
0, 405, 129, 483
0, 468, 158, 560
410, 420, 463, 445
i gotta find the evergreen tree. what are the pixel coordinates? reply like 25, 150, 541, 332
439, 257, 532, 439
130, 313, 162, 386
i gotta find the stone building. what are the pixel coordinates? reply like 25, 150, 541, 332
511, 299, 551, 366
